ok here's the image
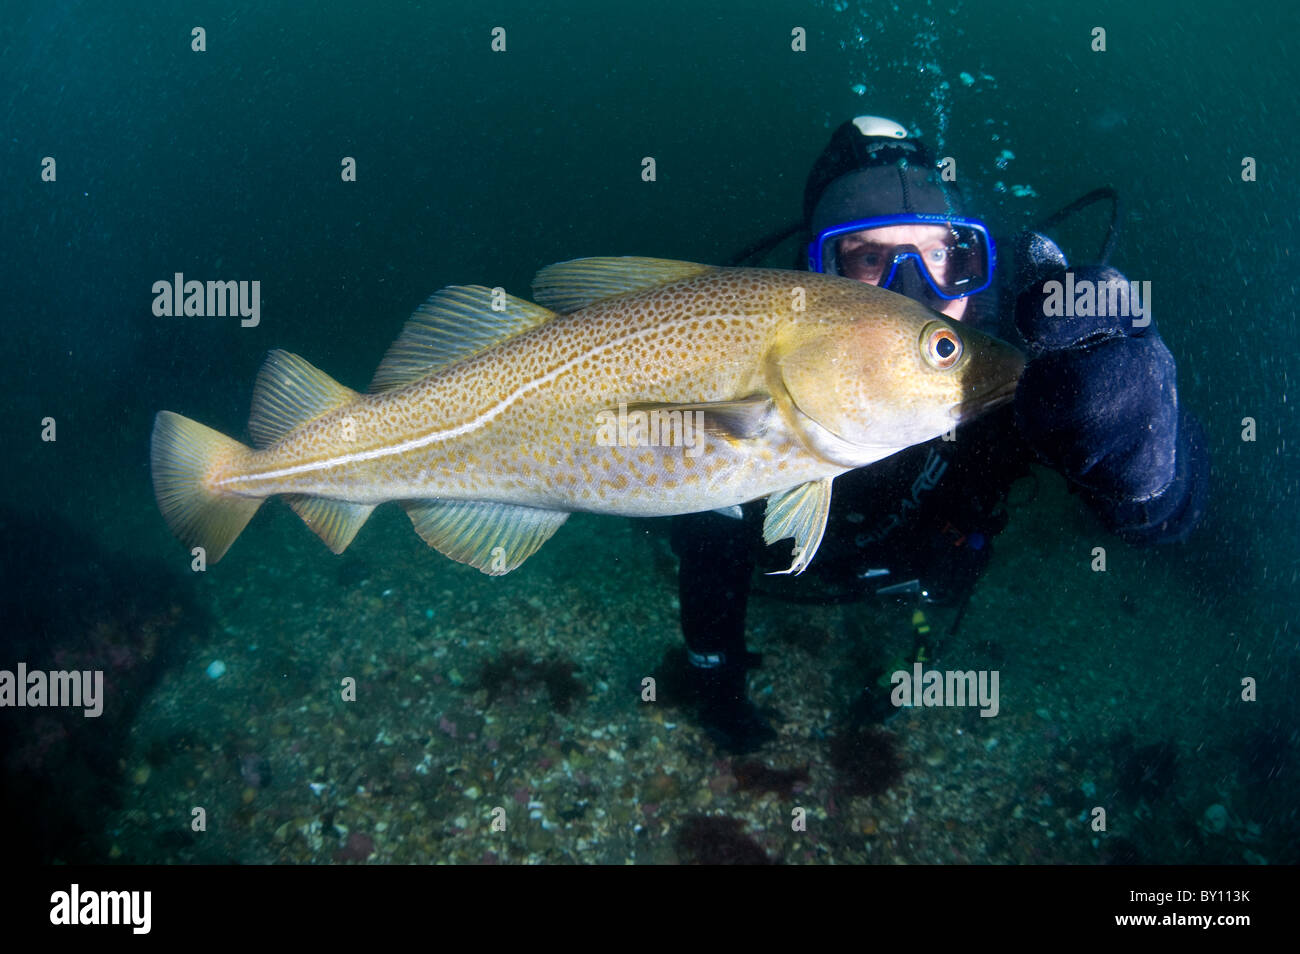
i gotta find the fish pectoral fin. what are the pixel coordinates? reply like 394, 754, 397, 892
531, 257, 717, 312
762, 477, 834, 576
369, 287, 557, 392
285, 496, 376, 553
619, 396, 774, 443
403, 499, 570, 576
248, 350, 358, 448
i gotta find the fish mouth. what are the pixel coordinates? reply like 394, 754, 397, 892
952, 378, 1019, 421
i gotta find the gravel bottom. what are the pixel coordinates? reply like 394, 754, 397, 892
103, 475, 1283, 864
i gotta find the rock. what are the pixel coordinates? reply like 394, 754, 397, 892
645, 771, 680, 802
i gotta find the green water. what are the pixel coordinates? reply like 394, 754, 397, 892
1, 0, 1296, 866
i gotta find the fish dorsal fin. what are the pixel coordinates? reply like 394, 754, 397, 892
369, 286, 557, 393
531, 257, 718, 313
763, 477, 835, 576
248, 350, 357, 449
402, 499, 569, 575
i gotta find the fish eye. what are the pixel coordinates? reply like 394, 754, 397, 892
920, 321, 963, 370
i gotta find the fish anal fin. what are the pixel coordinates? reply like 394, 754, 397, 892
285, 496, 376, 553
403, 499, 569, 575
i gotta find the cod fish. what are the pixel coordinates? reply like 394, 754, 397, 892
151, 258, 1023, 575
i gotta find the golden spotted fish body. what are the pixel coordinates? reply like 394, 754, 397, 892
151, 258, 1023, 574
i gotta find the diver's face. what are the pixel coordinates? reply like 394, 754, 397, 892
836, 223, 970, 320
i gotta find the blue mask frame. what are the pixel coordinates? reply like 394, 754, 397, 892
808, 213, 997, 300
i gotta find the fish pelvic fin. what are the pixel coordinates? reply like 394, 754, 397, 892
762, 477, 834, 576
249, 350, 358, 448
151, 411, 262, 563
403, 499, 569, 575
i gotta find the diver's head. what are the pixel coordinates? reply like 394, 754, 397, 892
804, 116, 996, 321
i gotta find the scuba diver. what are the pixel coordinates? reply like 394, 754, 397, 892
668, 115, 1210, 752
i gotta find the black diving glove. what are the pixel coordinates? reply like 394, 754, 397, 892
1013, 262, 1209, 543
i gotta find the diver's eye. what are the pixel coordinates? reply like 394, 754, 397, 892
843, 248, 886, 270
920, 321, 963, 370
924, 246, 949, 266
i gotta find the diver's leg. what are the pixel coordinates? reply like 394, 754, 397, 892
669, 509, 775, 752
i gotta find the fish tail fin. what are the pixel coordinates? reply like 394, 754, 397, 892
151, 411, 263, 563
